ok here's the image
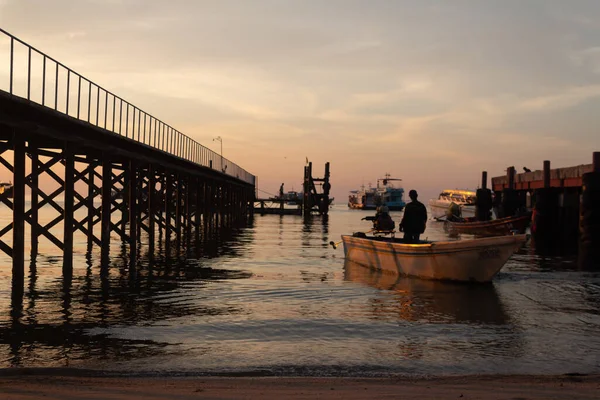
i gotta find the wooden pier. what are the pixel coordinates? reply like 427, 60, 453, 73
485, 152, 599, 266
0, 28, 256, 296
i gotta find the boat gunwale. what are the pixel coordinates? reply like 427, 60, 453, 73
342, 234, 527, 254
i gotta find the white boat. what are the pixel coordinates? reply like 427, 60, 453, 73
341, 233, 527, 283
428, 189, 476, 220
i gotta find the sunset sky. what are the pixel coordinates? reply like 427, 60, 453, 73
1, 0, 600, 202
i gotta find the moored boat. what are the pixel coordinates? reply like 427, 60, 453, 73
348, 174, 405, 211
444, 215, 531, 237
429, 189, 476, 220
341, 233, 527, 282
347, 185, 379, 210
376, 174, 405, 211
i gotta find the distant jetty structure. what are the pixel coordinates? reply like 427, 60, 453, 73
254, 161, 332, 216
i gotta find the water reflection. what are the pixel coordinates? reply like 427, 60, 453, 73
0, 225, 254, 368
343, 259, 509, 325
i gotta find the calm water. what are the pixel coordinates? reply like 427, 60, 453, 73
0, 204, 599, 377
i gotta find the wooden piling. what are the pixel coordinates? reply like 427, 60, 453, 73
86, 155, 94, 249
543, 160, 551, 188
128, 160, 138, 273
194, 179, 201, 249
12, 136, 25, 289
101, 158, 112, 265
30, 149, 39, 256
175, 175, 182, 248
148, 165, 155, 255
63, 145, 75, 275
501, 167, 519, 218
476, 171, 492, 221
579, 152, 600, 269
165, 173, 173, 254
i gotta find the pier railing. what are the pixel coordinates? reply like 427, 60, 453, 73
0, 28, 255, 185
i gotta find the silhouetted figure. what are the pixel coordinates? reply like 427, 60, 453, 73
362, 205, 395, 232
399, 190, 427, 243
523, 167, 531, 173
279, 183, 284, 199
374, 205, 395, 231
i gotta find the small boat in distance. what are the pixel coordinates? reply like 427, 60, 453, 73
444, 214, 531, 237
0, 181, 13, 198
429, 189, 476, 220
339, 233, 527, 283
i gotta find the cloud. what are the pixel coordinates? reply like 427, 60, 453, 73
518, 85, 600, 111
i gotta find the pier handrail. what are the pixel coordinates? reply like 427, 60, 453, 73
0, 28, 255, 185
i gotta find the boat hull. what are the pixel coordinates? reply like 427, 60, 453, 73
342, 234, 527, 283
429, 200, 475, 220
444, 215, 530, 237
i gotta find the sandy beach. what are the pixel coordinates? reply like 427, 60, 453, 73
0, 373, 598, 399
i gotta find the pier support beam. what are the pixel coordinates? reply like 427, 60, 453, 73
128, 160, 138, 274
30, 149, 39, 257
63, 145, 75, 276
101, 158, 112, 266
500, 166, 520, 218
12, 136, 25, 293
579, 152, 600, 269
476, 171, 492, 221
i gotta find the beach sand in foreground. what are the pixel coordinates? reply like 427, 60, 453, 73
0, 374, 598, 399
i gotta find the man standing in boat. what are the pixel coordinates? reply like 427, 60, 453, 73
399, 190, 428, 242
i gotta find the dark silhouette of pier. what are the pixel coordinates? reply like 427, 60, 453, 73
0, 28, 256, 296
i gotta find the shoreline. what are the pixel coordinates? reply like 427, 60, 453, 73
1, 371, 598, 399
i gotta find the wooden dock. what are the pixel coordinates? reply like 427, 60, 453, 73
486, 152, 599, 267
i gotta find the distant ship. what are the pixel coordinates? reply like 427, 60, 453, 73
348, 174, 405, 211
348, 185, 378, 210
376, 175, 405, 211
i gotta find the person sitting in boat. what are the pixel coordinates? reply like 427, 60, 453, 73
399, 190, 427, 242
445, 201, 463, 222
374, 205, 395, 231
362, 205, 395, 232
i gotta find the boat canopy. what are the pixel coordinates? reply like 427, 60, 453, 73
440, 189, 476, 196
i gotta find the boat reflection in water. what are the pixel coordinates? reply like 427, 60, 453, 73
343, 259, 509, 325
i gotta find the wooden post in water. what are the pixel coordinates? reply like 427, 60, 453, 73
101, 158, 112, 266
321, 162, 331, 215
476, 171, 492, 221
30, 149, 39, 257
86, 155, 95, 250
534, 160, 560, 252
543, 160, 551, 188
12, 136, 25, 292
63, 144, 75, 276
148, 165, 155, 257
121, 164, 130, 237
501, 166, 518, 218
175, 175, 182, 249
194, 178, 201, 250
579, 151, 600, 268
165, 173, 173, 256
128, 160, 138, 274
